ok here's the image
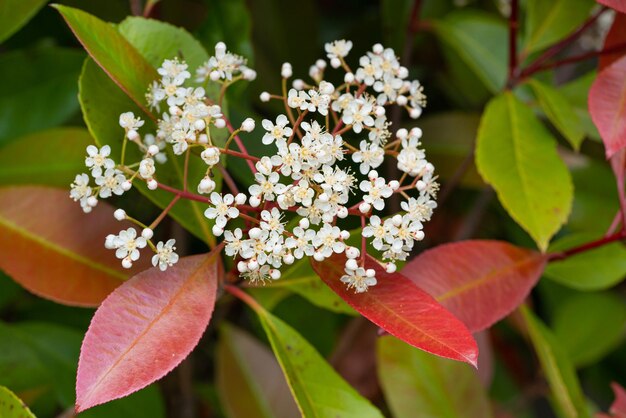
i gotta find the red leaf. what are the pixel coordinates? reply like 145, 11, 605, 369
404, 240, 547, 332
311, 254, 479, 367
0, 186, 149, 307
76, 254, 219, 412
598, 0, 626, 14
599, 13, 626, 70
589, 54, 626, 158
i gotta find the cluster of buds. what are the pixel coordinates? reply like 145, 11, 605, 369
70, 39, 437, 292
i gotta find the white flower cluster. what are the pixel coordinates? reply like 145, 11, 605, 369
70, 40, 438, 293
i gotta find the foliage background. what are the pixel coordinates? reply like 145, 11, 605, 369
0, 0, 625, 417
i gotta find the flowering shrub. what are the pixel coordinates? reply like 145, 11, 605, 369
71, 40, 437, 292
1, 1, 626, 417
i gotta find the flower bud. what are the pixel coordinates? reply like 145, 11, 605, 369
141, 228, 154, 239
114, 209, 126, 221
281, 62, 293, 78
260, 91, 271, 102
241, 118, 255, 132
147, 179, 158, 190
330, 57, 341, 68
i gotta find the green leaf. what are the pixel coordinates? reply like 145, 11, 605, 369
0, 321, 82, 408
252, 300, 384, 418
217, 324, 300, 418
0, 47, 84, 144
0, 0, 47, 43
559, 71, 600, 142
78, 385, 166, 418
434, 10, 507, 93
0, 385, 36, 418
0, 128, 92, 187
53, 4, 158, 117
552, 292, 626, 367
524, 0, 595, 54
76, 20, 215, 243
475, 92, 573, 251
520, 306, 590, 418
545, 233, 626, 290
119, 16, 210, 72
264, 259, 356, 315
528, 79, 585, 150
377, 336, 493, 418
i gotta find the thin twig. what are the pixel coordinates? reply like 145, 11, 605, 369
507, 0, 519, 86
517, 6, 608, 81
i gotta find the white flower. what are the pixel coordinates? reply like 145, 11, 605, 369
373, 74, 403, 105
157, 58, 191, 84
139, 158, 156, 180
292, 180, 315, 207
397, 134, 427, 176
342, 99, 375, 133
340, 267, 377, 293
307, 90, 330, 116
260, 208, 284, 234
70, 173, 94, 213
325, 40, 353, 60
249, 171, 286, 201
201, 146, 221, 166
95, 168, 126, 198
204, 192, 239, 228
196, 42, 247, 81
287, 89, 310, 110
85, 145, 115, 177
313, 223, 345, 258
109, 228, 147, 267
401, 195, 437, 222
262, 114, 292, 145
119, 112, 145, 131
285, 227, 316, 258
360, 177, 393, 211
352, 140, 384, 174
152, 239, 179, 271
363, 216, 393, 250
224, 228, 244, 257
355, 53, 383, 86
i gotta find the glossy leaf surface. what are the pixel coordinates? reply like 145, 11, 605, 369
76, 254, 218, 411
589, 54, 626, 158
0, 128, 92, 187
528, 79, 585, 150
476, 92, 573, 251
0, 186, 146, 306
405, 240, 547, 331
253, 300, 384, 418
0, 0, 47, 43
311, 255, 479, 367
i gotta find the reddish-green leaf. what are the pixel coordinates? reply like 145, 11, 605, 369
598, 0, 626, 14
311, 254, 478, 367
589, 54, 626, 158
404, 240, 547, 332
76, 254, 219, 412
52, 5, 157, 117
377, 336, 493, 418
521, 306, 590, 418
599, 13, 626, 70
0, 186, 147, 307
216, 324, 300, 418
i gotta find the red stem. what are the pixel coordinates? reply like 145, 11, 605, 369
517, 6, 607, 81
224, 118, 257, 173
548, 230, 626, 261
521, 41, 626, 77
216, 163, 239, 195
223, 284, 262, 312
